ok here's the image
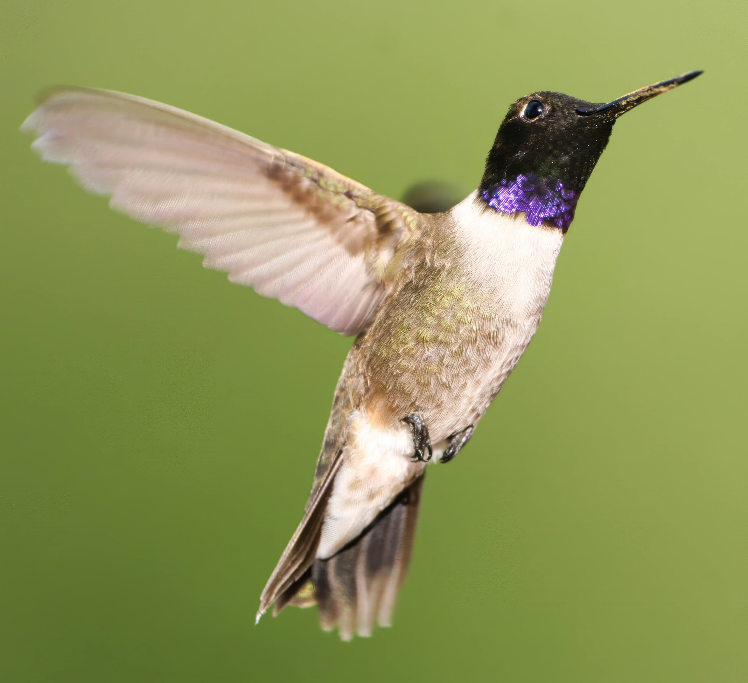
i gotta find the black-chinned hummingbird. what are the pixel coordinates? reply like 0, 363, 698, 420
22, 70, 702, 640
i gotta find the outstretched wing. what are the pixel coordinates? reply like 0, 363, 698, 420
22, 87, 425, 335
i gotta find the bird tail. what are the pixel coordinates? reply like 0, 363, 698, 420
257, 471, 426, 640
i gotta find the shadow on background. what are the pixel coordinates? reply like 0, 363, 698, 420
401, 180, 465, 213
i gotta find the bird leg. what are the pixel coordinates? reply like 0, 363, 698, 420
440, 425, 474, 464
402, 413, 433, 462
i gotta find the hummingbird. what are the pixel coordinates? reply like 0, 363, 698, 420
22, 70, 701, 640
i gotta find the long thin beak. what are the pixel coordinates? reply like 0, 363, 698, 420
576, 71, 703, 117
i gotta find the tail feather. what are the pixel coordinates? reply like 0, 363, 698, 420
265, 473, 425, 640
256, 452, 343, 621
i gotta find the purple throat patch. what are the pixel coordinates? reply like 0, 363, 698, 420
481, 173, 579, 231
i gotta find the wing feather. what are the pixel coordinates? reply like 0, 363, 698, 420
22, 87, 426, 335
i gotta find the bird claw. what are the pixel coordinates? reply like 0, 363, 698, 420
402, 413, 433, 462
440, 425, 474, 464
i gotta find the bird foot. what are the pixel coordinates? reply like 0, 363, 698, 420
440, 425, 475, 464
402, 413, 433, 462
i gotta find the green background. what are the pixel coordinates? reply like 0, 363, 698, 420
2, 0, 746, 680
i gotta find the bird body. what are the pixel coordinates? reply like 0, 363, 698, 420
312, 201, 563, 557
362, 200, 563, 438
21, 70, 701, 640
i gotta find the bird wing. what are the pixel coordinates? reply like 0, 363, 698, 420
22, 87, 426, 335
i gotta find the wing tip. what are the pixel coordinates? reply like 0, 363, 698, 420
21, 85, 99, 134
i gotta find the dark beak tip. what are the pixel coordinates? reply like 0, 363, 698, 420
679, 70, 704, 84
576, 70, 704, 116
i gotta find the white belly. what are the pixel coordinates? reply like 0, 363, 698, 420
317, 410, 441, 559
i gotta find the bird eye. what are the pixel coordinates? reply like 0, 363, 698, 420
523, 100, 545, 120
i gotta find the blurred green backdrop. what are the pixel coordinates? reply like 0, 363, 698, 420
1, 0, 746, 681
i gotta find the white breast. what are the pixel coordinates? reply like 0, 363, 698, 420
450, 191, 564, 321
